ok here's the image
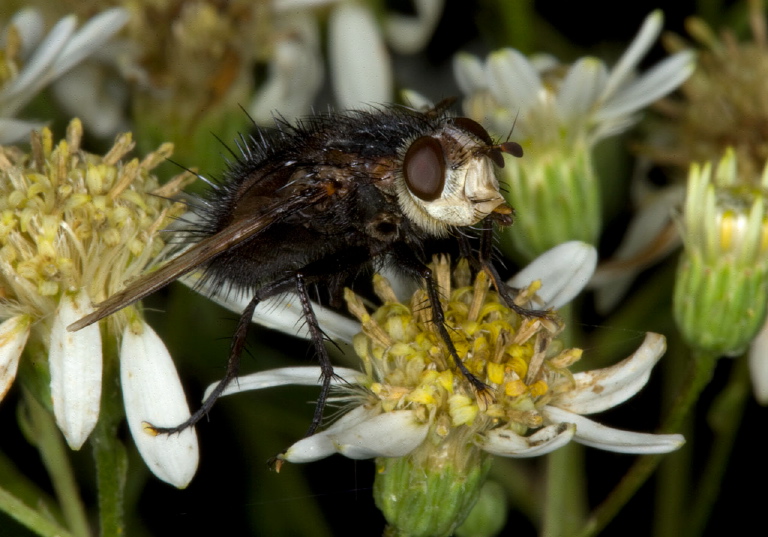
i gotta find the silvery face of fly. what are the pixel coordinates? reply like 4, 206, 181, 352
68, 101, 536, 441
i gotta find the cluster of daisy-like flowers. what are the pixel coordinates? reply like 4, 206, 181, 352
0, 4, 720, 534
453, 11, 695, 260
207, 243, 683, 535
2, 0, 445, 172
0, 119, 198, 487
658, 3, 768, 399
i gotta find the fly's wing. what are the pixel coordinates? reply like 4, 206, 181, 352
67, 187, 327, 332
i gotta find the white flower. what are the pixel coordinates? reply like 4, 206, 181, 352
0, 8, 129, 143
454, 10, 695, 149
0, 120, 196, 487
196, 241, 683, 462
452, 11, 695, 259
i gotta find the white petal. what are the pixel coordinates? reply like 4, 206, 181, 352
332, 410, 429, 459
508, 241, 597, 309
206, 366, 365, 399
6, 9, 45, 58
0, 316, 31, 403
595, 51, 695, 123
50, 8, 129, 78
249, 14, 322, 124
0, 15, 76, 113
0, 117, 45, 144
487, 48, 542, 112
283, 405, 381, 463
599, 10, 663, 102
556, 57, 607, 125
591, 184, 684, 312
481, 423, 576, 457
121, 321, 199, 488
255, 293, 359, 343
273, 0, 338, 10
52, 63, 127, 138
528, 53, 560, 73
285, 407, 427, 462
183, 271, 360, 344
384, 0, 444, 54
543, 406, 684, 454
749, 319, 768, 405
453, 52, 487, 95
400, 89, 434, 112
329, 3, 393, 108
593, 183, 684, 267
49, 291, 102, 450
554, 333, 666, 415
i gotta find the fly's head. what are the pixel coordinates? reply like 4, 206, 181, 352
396, 116, 522, 236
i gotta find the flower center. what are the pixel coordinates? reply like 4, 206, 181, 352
345, 256, 581, 438
0, 120, 186, 318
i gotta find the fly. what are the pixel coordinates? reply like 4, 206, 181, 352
68, 101, 538, 438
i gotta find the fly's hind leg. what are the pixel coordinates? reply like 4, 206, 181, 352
145, 267, 343, 444
147, 289, 265, 435
294, 272, 339, 437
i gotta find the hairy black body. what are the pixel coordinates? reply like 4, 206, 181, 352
69, 103, 529, 438
199, 110, 431, 300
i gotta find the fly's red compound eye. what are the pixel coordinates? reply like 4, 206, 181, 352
403, 136, 446, 202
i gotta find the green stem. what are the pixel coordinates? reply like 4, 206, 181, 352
542, 304, 586, 536
91, 417, 127, 537
573, 351, 718, 537
92, 336, 128, 537
685, 355, 749, 537
542, 443, 586, 537
653, 421, 691, 537
653, 343, 693, 537
0, 484, 75, 537
25, 391, 91, 537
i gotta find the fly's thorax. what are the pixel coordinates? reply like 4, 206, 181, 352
394, 118, 513, 237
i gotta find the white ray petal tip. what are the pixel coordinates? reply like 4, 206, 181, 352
49, 292, 103, 450
481, 423, 576, 457
0, 316, 31, 402
581, 431, 686, 454
334, 410, 427, 459
283, 433, 335, 463
121, 321, 199, 487
749, 324, 768, 405
510, 241, 597, 308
